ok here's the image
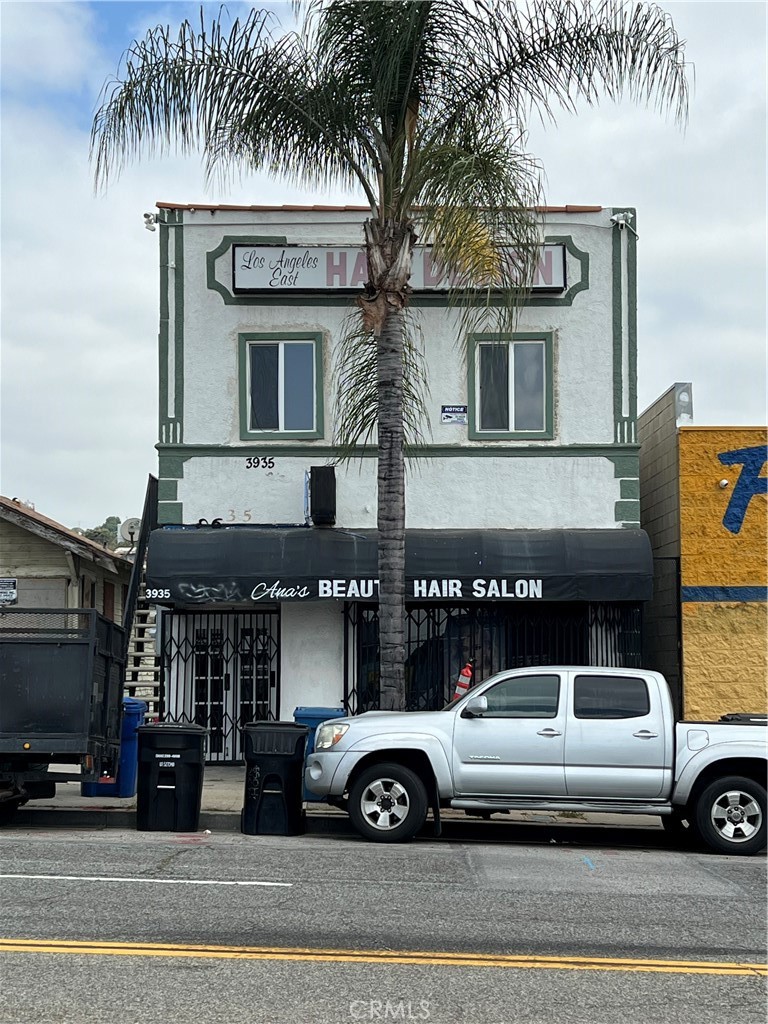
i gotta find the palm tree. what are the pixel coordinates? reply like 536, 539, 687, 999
92, 0, 688, 711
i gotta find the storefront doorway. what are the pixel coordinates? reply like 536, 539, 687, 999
343, 602, 642, 714
160, 610, 280, 763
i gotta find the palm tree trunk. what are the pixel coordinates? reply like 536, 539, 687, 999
376, 301, 407, 710
360, 217, 416, 711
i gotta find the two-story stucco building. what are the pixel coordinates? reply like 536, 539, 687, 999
144, 203, 653, 763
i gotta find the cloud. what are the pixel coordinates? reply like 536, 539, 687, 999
0, 0, 765, 530
1, 2, 105, 96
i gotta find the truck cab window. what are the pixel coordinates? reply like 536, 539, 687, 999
573, 674, 650, 719
483, 674, 561, 718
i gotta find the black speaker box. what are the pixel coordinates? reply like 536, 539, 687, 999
310, 466, 336, 526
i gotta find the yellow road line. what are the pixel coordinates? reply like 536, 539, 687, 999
1, 939, 765, 977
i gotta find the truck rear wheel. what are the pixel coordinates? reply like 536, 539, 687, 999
348, 762, 428, 843
695, 775, 766, 856
0, 799, 22, 826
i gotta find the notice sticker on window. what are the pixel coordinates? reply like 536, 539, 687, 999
441, 405, 468, 425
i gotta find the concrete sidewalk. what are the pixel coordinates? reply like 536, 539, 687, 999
9, 765, 664, 836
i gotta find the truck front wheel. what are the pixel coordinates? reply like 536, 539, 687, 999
695, 775, 766, 856
348, 763, 428, 843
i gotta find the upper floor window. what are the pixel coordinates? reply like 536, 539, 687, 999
468, 332, 554, 440
238, 332, 324, 439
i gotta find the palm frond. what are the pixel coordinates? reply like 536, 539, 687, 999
448, 0, 690, 129
332, 308, 431, 462
91, 8, 379, 205
405, 119, 544, 337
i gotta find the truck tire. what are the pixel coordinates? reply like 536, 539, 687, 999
695, 775, 766, 856
0, 799, 21, 826
348, 762, 428, 843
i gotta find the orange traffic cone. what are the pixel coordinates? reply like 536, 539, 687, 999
453, 661, 473, 700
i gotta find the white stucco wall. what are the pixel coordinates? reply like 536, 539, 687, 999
178, 208, 617, 447
178, 452, 623, 529
279, 601, 346, 716
160, 205, 634, 529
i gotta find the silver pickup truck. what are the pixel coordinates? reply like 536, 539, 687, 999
305, 666, 767, 855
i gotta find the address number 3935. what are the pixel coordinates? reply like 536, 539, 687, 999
245, 457, 275, 469
146, 589, 171, 600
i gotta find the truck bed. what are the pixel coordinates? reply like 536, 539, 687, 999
0, 608, 126, 756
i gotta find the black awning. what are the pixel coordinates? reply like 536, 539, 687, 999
145, 526, 653, 605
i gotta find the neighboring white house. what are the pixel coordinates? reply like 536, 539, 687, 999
145, 204, 652, 763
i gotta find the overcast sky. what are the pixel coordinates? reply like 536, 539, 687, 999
1, 0, 766, 529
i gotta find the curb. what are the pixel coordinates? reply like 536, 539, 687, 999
10, 806, 664, 841
11, 808, 353, 834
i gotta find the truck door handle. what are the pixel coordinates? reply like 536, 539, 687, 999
633, 730, 658, 739
536, 728, 562, 737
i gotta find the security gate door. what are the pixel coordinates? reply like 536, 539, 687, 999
161, 611, 280, 763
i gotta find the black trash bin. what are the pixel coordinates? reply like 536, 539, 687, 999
136, 723, 207, 832
241, 722, 309, 836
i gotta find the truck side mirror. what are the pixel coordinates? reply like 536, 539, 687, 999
462, 694, 488, 718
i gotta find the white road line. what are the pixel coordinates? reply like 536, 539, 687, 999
0, 874, 292, 887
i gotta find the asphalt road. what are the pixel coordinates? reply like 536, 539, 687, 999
0, 826, 765, 1024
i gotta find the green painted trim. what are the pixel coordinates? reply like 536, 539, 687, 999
620, 478, 639, 499
206, 235, 589, 308
156, 442, 639, 460
467, 332, 554, 441
540, 235, 590, 306
158, 216, 170, 442
627, 212, 638, 437
207, 235, 289, 305
158, 502, 183, 525
157, 479, 178, 501
238, 331, 325, 440
174, 210, 184, 442
611, 208, 638, 445
607, 455, 639, 478
612, 213, 623, 442
158, 210, 184, 443
158, 454, 188, 479
615, 499, 640, 522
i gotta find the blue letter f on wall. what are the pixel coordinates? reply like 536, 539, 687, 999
718, 445, 768, 533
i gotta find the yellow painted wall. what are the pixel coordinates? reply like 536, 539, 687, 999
682, 602, 767, 719
679, 427, 767, 587
679, 428, 767, 718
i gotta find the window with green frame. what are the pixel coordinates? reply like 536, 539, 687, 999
238, 332, 324, 440
468, 332, 554, 440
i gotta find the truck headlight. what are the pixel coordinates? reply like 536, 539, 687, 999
315, 722, 350, 750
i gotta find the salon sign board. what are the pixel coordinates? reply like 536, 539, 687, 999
232, 243, 566, 293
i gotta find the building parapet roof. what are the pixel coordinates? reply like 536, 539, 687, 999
155, 202, 603, 214
0, 496, 132, 574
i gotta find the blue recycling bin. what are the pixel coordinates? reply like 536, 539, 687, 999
82, 697, 148, 798
293, 706, 346, 801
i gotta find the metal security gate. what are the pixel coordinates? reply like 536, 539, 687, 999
160, 610, 280, 763
343, 602, 642, 714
